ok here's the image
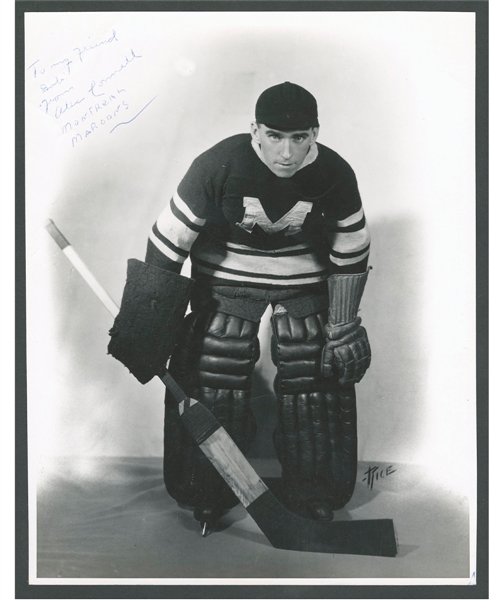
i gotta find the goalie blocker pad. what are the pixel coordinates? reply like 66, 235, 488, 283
108, 259, 194, 384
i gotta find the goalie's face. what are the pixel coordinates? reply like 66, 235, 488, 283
251, 122, 319, 178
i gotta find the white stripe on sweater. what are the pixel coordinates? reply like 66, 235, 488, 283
194, 264, 326, 286
173, 192, 206, 226
329, 247, 370, 267
224, 240, 312, 254
156, 197, 201, 252
148, 231, 185, 263
329, 225, 371, 254
192, 239, 326, 278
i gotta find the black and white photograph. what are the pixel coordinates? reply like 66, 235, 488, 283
18, 1, 487, 595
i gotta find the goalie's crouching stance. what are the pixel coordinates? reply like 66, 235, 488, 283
108, 81, 372, 532
108, 261, 371, 528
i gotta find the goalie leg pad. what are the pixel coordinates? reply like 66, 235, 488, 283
163, 310, 260, 509
323, 385, 358, 510
271, 308, 358, 512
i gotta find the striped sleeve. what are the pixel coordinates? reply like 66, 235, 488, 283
146, 191, 207, 272
327, 206, 370, 274
324, 164, 370, 274
145, 153, 216, 271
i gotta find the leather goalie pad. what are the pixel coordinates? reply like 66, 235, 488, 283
271, 309, 358, 511
163, 309, 260, 509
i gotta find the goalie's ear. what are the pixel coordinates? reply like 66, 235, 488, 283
250, 121, 262, 145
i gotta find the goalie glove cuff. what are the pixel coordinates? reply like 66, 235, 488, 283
326, 269, 370, 326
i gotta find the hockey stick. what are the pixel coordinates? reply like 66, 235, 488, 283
45, 219, 398, 557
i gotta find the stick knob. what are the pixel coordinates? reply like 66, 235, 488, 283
45, 219, 70, 250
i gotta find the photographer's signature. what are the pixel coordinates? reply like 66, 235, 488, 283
362, 465, 396, 490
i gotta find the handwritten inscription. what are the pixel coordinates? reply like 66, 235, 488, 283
73, 29, 119, 63
27, 29, 154, 148
362, 465, 396, 490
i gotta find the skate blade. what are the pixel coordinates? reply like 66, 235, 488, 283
201, 521, 215, 537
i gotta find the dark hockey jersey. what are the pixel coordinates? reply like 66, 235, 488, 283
146, 134, 370, 288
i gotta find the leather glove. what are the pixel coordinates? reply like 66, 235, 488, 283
108, 259, 194, 384
321, 316, 371, 385
321, 270, 371, 386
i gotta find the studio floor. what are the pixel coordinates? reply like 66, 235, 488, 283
35, 455, 471, 582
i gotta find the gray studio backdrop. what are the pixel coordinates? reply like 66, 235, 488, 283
26, 11, 476, 499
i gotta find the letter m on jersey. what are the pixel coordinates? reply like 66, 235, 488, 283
236, 197, 313, 236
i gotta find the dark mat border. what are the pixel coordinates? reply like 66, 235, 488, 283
15, 1, 488, 598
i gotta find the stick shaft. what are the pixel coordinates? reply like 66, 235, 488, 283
44, 219, 397, 557
63, 246, 119, 317
45, 219, 119, 318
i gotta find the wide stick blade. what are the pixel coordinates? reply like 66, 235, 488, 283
247, 491, 398, 557
173, 377, 398, 557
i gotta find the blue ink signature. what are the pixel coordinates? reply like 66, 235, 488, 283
110, 96, 156, 133
54, 96, 86, 119
97, 49, 142, 88
39, 87, 75, 113
74, 30, 118, 62
27, 60, 43, 78
51, 57, 73, 75
40, 75, 68, 94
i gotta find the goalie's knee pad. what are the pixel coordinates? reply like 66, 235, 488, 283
163, 309, 260, 509
198, 311, 260, 392
271, 306, 327, 394
174, 310, 260, 447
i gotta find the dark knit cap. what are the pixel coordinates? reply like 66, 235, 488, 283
255, 81, 319, 130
